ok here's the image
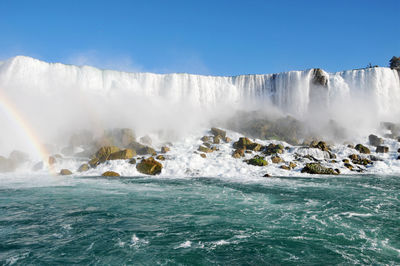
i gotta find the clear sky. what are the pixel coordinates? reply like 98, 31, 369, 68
0, 0, 399, 75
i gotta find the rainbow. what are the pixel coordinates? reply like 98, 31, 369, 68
0, 91, 55, 175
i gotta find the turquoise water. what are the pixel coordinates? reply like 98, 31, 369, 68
1, 175, 399, 265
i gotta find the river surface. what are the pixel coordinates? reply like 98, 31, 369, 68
0, 174, 399, 265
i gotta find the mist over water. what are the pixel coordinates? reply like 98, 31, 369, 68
0, 56, 399, 158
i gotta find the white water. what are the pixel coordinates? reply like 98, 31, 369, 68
0, 56, 399, 165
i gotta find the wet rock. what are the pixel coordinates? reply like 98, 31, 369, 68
312, 68, 328, 87
161, 146, 170, 153
301, 163, 338, 175
213, 135, 222, 144
224, 137, 232, 142
246, 155, 268, 166
232, 148, 245, 158
233, 137, 253, 149
200, 153, 207, 158
201, 136, 210, 142
280, 165, 291, 170
376, 146, 389, 153
342, 159, 350, 163
211, 127, 226, 138
128, 141, 156, 155
355, 144, 370, 154
59, 169, 72, 175
369, 134, 383, 147
78, 164, 90, 172
263, 173, 271, 177
156, 155, 165, 161
108, 149, 135, 160
344, 163, 354, 170
102, 171, 120, 177
246, 143, 262, 152
9, 150, 29, 164
48, 156, 57, 165
140, 135, 152, 146
264, 143, 284, 155
198, 145, 213, 153
0, 156, 16, 172
129, 158, 137, 165
136, 157, 162, 175
349, 154, 360, 161
271, 156, 283, 164
289, 162, 297, 169
310, 140, 330, 151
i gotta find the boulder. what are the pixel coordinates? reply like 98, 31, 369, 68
264, 143, 284, 155
200, 153, 207, 158
59, 169, 72, 175
201, 136, 210, 142
310, 140, 330, 151
369, 134, 383, 147
48, 156, 57, 165
78, 164, 90, 172
232, 148, 245, 158
271, 156, 283, 164
129, 158, 137, 164
224, 137, 232, 142
213, 135, 222, 144
246, 143, 262, 151
233, 137, 253, 149
344, 163, 354, 170
161, 146, 170, 153
0, 156, 16, 172
136, 157, 162, 175
280, 165, 291, 170
156, 155, 165, 161
376, 146, 389, 153
301, 163, 339, 175
9, 150, 29, 164
102, 171, 120, 177
198, 145, 213, 153
211, 127, 226, 138
140, 135, 152, 145
355, 144, 371, 154
108, 149, 135, 160
127, 141, 156, 155
289, 162, 297, 169
246, 155, 268, 166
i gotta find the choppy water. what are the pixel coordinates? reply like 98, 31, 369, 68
0, 174, 399, 265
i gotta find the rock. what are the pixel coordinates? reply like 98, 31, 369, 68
128, 141, 156, 155
312, 68, 328, 87
108, 149, 135, 160
310, 141, 330, 151
59, 169, 72, 175
344, 163, 354, 170
211, 127, 226, 138
78, 164, 89, 172
156, 155, 165, 161
289, 162, 297, 169
201, 136, 210, 142
32, 162, 43, 171
213, 135, 222, 144
343, 159, 350, 164
263, 173, 271, 177
224, 137, 232, 142
102, 171, 120, 177
271, 156, 283, 164
264, 143, 284, 155
280, 165, 291, 170
232, 148, 245, 158
349, 154, 360, 160
0, 156, 16, 172
369, 155, 383, 161
9, 150, 29, 164
136, 157, 162, 175
246, 155, 268, 166
376, 146, 389, 153
140, 135, 152, 145
369, 134, 383, 147
233, 137, 253, 149
98, 128, 135, 147
347, 144, 355, 149
398, 148, 400, 153
203, 142, 212, 148
200, 153, 207, 158
95, 146, 120, 160
198, 145, 213, 153
328, 152, 336, 159
161, 146, 170, 153
301, 163, 339, 175
129, 158, 137, 164
48, 156, 57, 165
246, 143, 262, 151
355, 144, 371, 154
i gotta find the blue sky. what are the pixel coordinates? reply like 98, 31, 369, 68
0, 0, 399, 75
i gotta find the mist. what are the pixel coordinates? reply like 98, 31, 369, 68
0, 56, 400, 160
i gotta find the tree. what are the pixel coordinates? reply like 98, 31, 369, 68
389, 56, 400, 69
